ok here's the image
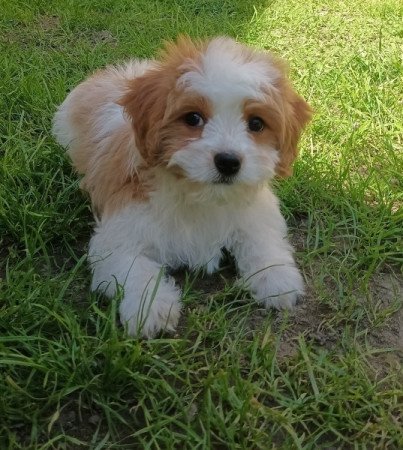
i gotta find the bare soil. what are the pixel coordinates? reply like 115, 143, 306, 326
174, 258, 403, 369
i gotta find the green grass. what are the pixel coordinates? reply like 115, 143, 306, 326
1, 0, 402, 448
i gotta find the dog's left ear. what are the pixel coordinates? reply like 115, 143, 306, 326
267, 56, 312, 177
275, 83, 312, 177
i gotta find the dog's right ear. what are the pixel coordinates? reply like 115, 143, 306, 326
119, 36, 203, 165
118, 67, 175, 165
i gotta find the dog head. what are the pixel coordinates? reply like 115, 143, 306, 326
120, 36, 312, 189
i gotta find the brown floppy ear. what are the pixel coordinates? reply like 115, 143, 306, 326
264, 54, 313, 177
275, 82, 312, 177
118, 67, 175, 165
118, 36, 202, 166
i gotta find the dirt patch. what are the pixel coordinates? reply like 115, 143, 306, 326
38, 15, 60, 31
173, 257, 335, 359
2, 16, 118, 50
2, 15, 61, 47
263, 282, 338, 360
174, 254, 402, 368
365, 273, 403, 376
89, 30, 117, 46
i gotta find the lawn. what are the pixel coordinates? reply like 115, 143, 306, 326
0, 0, 402, 448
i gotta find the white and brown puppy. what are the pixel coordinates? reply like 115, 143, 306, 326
53, 36, 312, 337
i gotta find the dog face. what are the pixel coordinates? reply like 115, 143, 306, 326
120, 36, 312, 189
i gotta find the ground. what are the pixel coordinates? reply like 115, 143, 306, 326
0, 0, 402, 448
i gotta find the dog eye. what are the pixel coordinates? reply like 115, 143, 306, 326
183, 112, 205, 127
248, 116, 265, 132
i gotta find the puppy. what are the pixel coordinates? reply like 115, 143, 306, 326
53, 36, 312, 337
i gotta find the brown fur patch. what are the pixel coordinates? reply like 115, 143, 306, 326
157, 94, 212, 165
241, 53, 312, 177
80, 125, 149, 217
243, 100, 279, 149
269, 58, 313, 177
118, 36, 206, 166
60, 69, 150, 218
244, 85, 312, 177
158, 35, 208, 69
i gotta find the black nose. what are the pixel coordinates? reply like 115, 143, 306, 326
214, 152, 241, 176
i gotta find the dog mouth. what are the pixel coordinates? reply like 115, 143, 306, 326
213, 175, 236, 185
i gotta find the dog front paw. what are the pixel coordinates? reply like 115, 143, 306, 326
119, 280, 181, 338
249, 265, 304, 310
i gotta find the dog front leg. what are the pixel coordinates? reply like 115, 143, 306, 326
230, 223, 304, 309
89, 243, 181, 338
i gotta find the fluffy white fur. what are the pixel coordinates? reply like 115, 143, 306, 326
53, 37, 311, 338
